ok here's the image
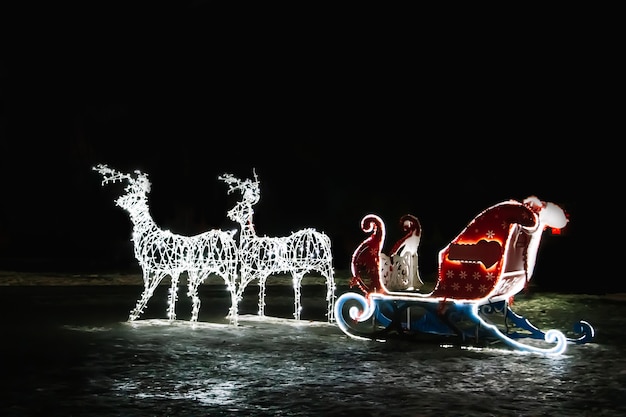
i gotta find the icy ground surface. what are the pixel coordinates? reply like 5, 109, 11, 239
1, 280, 625, 416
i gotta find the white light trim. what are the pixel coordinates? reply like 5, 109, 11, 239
95, 165, 336, 325
220, 171, 336, 322
94, 165, 240, 324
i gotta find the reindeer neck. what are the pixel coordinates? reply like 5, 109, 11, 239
239, 219, 257, 241
125, 202, 159, 234
232, 200, 258, 241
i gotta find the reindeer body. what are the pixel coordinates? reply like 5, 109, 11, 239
220, 172, 336, 321
94, 165, 239, 323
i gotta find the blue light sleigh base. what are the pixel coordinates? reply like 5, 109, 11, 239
335, 197, 594, 355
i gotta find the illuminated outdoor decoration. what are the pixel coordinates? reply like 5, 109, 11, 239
350, 214, 423, 294
384, 214, 424, 291
335, 196, 595, 355
220, 171, 336, 322
94, 165, 335, 325
93, 165, 240, 324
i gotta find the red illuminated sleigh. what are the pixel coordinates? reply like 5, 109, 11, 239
334, 196, 594, 354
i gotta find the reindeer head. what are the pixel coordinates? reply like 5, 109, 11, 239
93, 164, 151, 213
219, 170, 260, 225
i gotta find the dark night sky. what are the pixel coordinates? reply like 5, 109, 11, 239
0, 5, 619, 292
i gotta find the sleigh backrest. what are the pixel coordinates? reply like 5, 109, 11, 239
432, 197, 567, 302
488, 222, 535, 300
432, 201, 538, 301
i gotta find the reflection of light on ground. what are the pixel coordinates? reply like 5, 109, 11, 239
116, 379, 242, 406
4, 285, 613, 415
63, 325, 112, 333
125, 319, 232, 330
442, 344, 532, 356
236, 314, 337, 328
122, 316, 337, 329
193, 380, 240, 406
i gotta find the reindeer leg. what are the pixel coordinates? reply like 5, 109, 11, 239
129, 269, 162, 321
324, 271, 337, 323
187, 271, 203, 322
223, 272, 240, 326
229, 289, 240, 326
167, 271, 181, 321
292, 273, 304, 320
187, 271, 198, 321
234, 271, 253, 322
258, 274, 269, 317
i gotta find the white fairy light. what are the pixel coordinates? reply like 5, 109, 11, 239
93, 165, 240, 324
220, 171, 336, 322
94, 164, 335, 325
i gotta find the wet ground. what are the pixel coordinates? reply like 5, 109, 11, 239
1, 279, 625, 416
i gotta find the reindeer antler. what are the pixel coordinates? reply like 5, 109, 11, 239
218, 173, 240, 195
219, 171, 260, 197
93, 164, 151, 193
93, 164, 132, 185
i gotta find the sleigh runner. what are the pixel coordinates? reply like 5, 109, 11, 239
335, 196, 594, 355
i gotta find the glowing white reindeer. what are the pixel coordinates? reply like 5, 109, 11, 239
220, 171, 336, 322
93, 164, 240, 324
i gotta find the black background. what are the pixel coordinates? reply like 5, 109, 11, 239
0, 4, 619, 292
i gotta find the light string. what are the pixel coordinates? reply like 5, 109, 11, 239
220, 171, 335, 322
94, 165, 335, 325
